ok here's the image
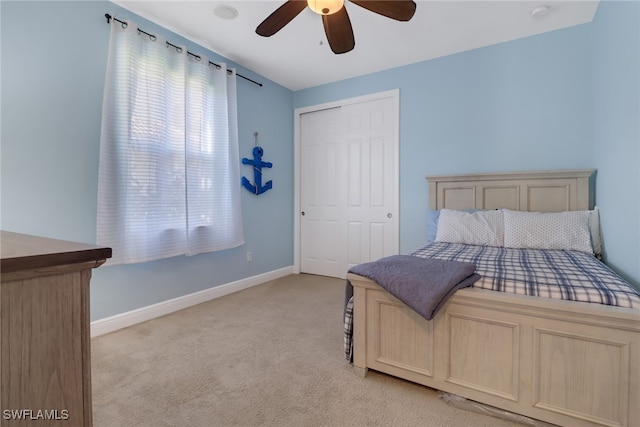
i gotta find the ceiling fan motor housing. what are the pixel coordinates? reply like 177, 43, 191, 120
308, 0, 344, 15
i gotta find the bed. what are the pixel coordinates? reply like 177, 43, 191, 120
345, 169, 640, 427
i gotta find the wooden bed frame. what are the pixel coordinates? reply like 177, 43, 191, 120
347, 170, 640, 427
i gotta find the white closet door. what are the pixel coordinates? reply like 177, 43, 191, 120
343, 96, 398, 271
300, 94, 398, 279
300, 107, 347, 278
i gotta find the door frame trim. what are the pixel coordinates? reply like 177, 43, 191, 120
293, 89, 400, 275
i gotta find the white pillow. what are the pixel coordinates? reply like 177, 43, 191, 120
435, 209, 503, 247
502, 209, 593, 254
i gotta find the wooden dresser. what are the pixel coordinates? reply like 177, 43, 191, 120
1, 231, 111, 426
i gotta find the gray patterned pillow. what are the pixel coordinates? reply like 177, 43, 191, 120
435, 209, 503, 247
503, 209, 593, 254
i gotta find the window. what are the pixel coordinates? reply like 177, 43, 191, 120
97, 21, 243, 265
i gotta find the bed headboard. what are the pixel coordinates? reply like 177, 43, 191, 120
426, 169, 595, 212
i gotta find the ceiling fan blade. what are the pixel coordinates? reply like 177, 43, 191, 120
322, 7, 355, 54
350, 0, 416, 21
256, 0, 308, 37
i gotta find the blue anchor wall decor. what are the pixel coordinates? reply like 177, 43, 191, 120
241, 133, 273, 195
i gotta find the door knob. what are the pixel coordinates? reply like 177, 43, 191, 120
387, 213, 392, 218
301, 211, 305, 216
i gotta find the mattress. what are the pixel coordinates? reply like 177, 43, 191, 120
412, 242, 640, 309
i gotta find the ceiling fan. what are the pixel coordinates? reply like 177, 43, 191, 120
256, 0, 417, 54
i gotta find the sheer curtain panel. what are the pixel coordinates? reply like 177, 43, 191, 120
98, 21, 243, 265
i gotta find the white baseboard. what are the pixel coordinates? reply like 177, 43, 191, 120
90, 266, 294, 337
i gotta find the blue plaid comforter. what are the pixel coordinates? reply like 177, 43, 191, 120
412, 242, 640, 308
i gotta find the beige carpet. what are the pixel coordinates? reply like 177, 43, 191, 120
91, 274, 524, 427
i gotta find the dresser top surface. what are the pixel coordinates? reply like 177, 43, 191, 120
1, 230, 112, 274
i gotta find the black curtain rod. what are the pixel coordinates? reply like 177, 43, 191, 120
105, 14, 262, 87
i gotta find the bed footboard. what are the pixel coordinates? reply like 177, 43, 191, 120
348, 273, 640, 427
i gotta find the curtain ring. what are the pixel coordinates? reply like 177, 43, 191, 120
137, 28, 156, 41
166, 42, 183, 53
121, 21, 128, 29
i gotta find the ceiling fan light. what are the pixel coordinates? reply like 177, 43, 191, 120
307, 0, 344, 15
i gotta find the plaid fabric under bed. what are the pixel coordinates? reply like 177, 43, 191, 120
344, 296, 354, 362
412, 242, 640, 309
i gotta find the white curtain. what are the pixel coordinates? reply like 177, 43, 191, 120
97, 21, 244, 265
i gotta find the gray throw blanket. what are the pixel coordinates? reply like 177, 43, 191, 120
347, 255, 480, 320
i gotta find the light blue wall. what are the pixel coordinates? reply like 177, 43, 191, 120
1, 1, 295, 319
295, 24, 594, 257
592, 0, 640, 286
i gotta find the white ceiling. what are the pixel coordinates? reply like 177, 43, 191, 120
110, 0, 599, 91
